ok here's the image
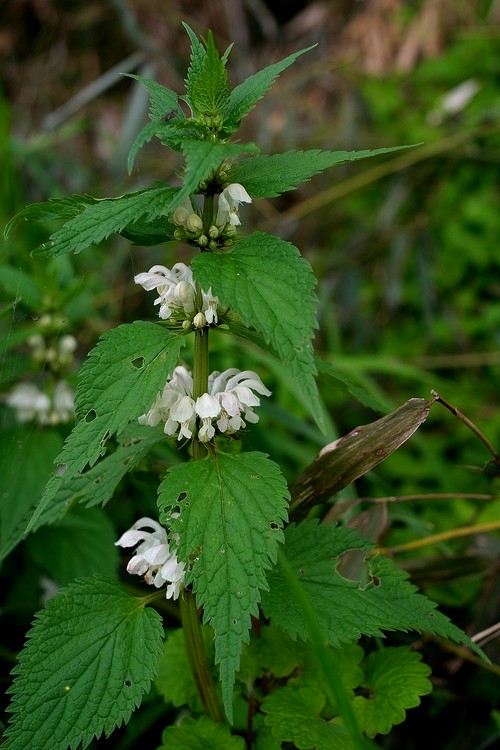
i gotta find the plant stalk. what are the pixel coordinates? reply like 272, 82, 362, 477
180, 589, 224, 723
180, 274, 223, 719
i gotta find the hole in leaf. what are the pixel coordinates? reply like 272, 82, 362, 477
270, 522, 279, 530
124, 679, 132, 687
55, 464, 67, 477
178, 492, 187, 503
85, 409, 97, 423
131, 356, 145, 370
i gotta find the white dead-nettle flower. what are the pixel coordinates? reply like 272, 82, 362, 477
215, 183, 252, 227
4, 380, 75, 425
134, 262, 221, 326
115, 517, 185, 600
138, 365, 271, 443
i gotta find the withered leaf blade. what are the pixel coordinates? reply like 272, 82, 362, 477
290, 397, 433, 517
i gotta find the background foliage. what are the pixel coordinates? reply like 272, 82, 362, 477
1, 1, 499, 748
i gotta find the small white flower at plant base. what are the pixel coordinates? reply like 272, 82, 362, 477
115, 516, 185, 600
134, 262, 221, 326
138, 365, 271, 442
215, 183, 252, 227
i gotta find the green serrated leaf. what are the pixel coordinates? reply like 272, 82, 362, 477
193, 232, 323, 430
4, 194, 97, 239
168, 140, 258, 216
262, 520, 477, 652
27, 322, 185, 533
158, 451, 289, 721
126, 74, 183, 121
33, 425, 166, 531
230, 147, 414, 198
119, 214, 177, 245
3, 576, 164, 750
223, 46, 315, 132
127, 121, 160, 174
26, 506, 119, 585
155, 626, 215, 710
159, 715, 245, 750
189, 31, 230, 117
32, 186, 177, 258
352, 647, 432, 738
183, 23, 207, 100
262, 686, 355, 750
0, 428, 64, 564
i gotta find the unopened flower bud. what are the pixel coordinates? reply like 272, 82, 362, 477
182, 319, 193, 331
197, 235, 208, 247
174, 280, 195, 311
58, 335, 77, 354
173, 228, 184, 241
208, 225, 219, 239
208, 240, 218, 250
28, 334, 45, 349
186, 213, 203, 233
193, 312, 207, 329
172, 205, 191, 226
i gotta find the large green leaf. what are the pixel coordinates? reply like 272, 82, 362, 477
158, 451, 289, 721
159, 716, 245, 750
192, 232, 323, 429
3, 577, 164, 750
352, 647, 432, 738
4, 194, 98, 239
230, 147, 413, 198
32, 425, 167, 531
262, 686, 354, 750
223, 46, 315, 132
262, 520, 477, 650
27, 322, 185, 533
31, 186, 177, 258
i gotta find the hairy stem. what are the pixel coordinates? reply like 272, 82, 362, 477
180, 589, 224, 723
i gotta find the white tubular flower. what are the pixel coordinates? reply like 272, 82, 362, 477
202, 288, 220, 325
5, 383, 50, 423
215, 183, 252, 227
4, 381, 75, 426
135, 262, 221, 327
195, 393, 221, 443
115, 517, 185, 600
138, 366, 270, 442
209, 368, 271, 434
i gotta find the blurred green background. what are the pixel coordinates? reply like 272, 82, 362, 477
0, 1, 499, 748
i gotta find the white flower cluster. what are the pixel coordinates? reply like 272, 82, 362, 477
115, 517, 185, 600
134, 262, 220, 328
5, 380, 75, 425
139, 365, 271, 443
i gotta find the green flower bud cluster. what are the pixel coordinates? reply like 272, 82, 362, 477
172, 200, 236, 251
